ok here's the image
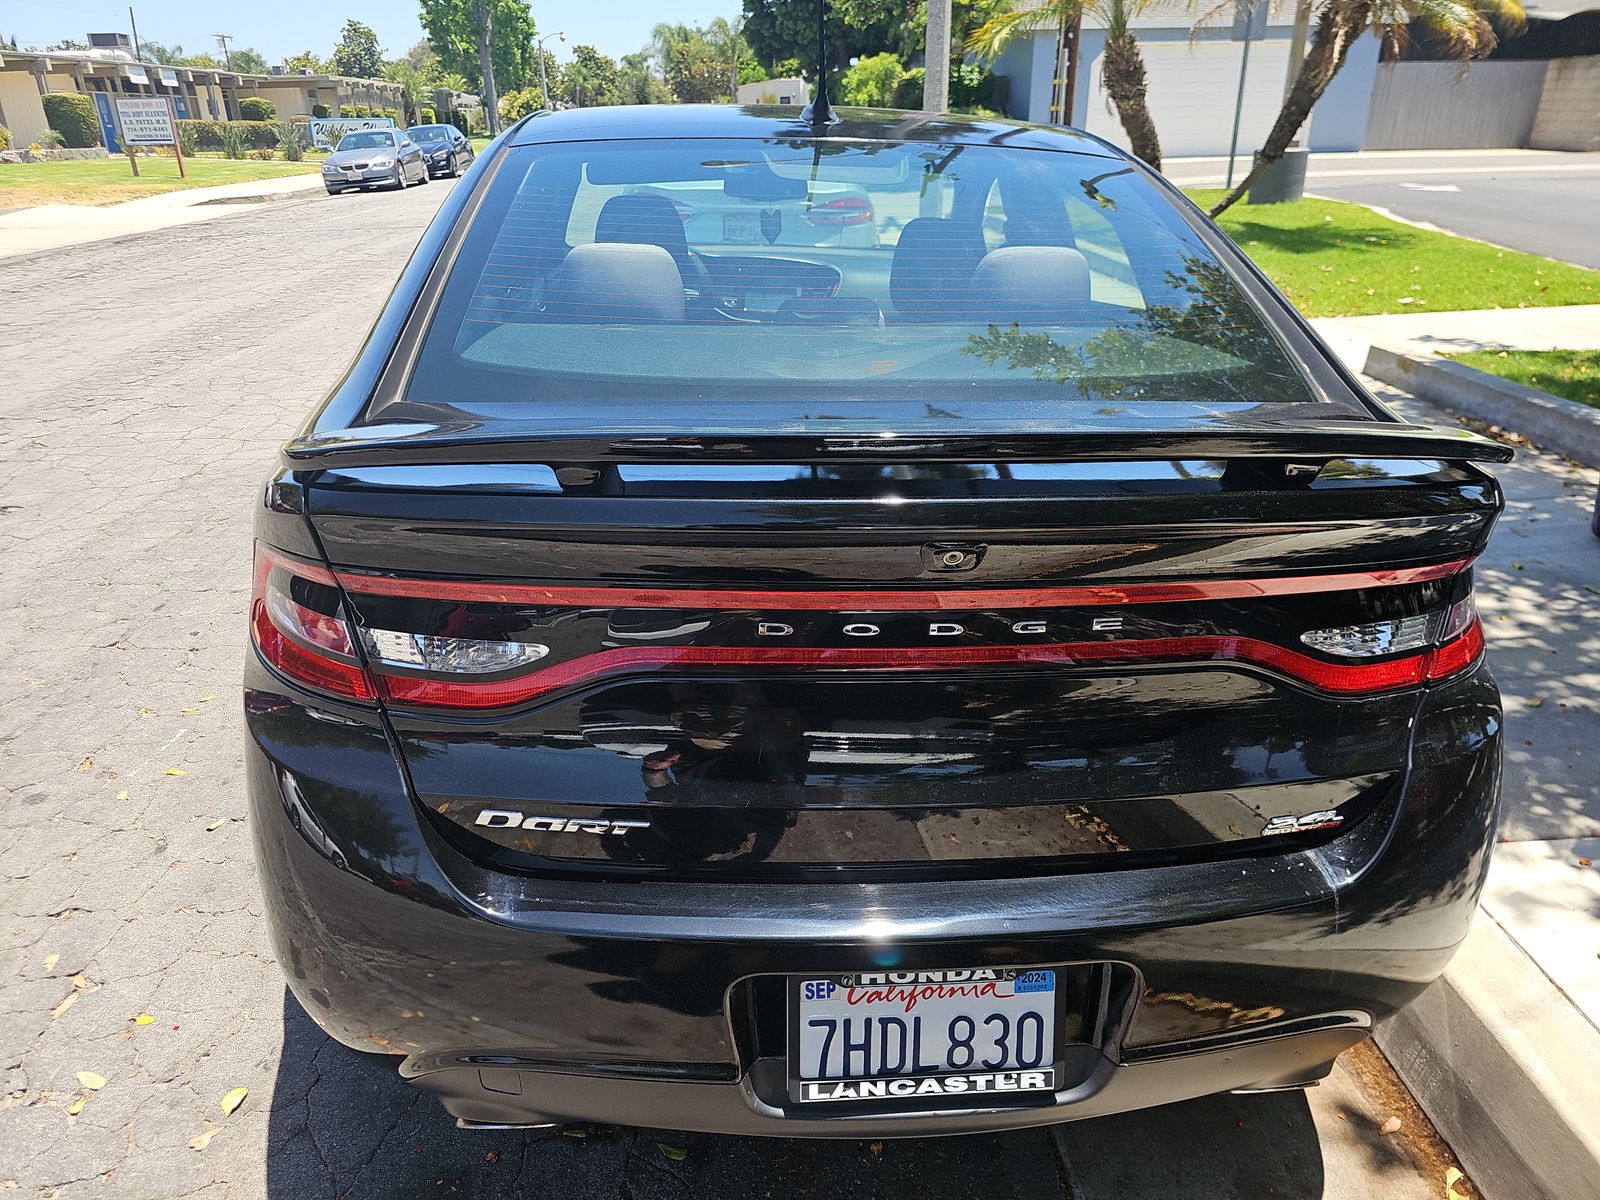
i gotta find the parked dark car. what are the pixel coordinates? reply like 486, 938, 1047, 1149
248, 105, 1509, 1136
407, 123, 475, 178
321, 129, 428, 195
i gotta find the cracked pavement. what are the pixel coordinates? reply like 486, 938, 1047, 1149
0, 179, 1518, 1199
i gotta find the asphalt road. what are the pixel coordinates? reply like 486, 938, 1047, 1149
1166, 149, 1600, 268
0, 178, 1495, 1199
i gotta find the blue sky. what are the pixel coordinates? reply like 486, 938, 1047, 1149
17, 2, 743, 66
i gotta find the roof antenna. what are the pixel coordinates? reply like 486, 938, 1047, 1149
801, 0, 837, 129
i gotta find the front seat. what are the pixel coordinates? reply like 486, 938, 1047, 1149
543, 243, 686, 324
889, 217, 987, 321
594, 193, 701, 284
968, 246, 1092, 327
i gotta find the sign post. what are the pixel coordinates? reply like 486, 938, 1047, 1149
114, 95, 184, 179
1224, 0, 1268, 189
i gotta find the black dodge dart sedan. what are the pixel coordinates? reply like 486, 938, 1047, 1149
247, 104, 1509, 1135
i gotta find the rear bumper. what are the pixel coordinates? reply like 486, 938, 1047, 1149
245, 661, 1502, 1134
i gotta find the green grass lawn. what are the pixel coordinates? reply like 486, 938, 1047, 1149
1186, 190, 1600, 318
0, 156, 320, 208
1446, 349, 1600, 409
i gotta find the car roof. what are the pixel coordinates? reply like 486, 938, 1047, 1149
507, 104, 1126, 159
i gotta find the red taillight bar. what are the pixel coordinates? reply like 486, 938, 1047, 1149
330, 559, 1474, 612
374, 624, 1486, 710
250, 544, 376, 702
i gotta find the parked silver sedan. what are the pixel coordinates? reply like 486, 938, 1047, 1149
321, 130, 428, 195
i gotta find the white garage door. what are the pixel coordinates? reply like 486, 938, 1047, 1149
1081, 38, 1293, 160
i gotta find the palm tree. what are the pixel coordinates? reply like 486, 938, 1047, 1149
382, 60, 427, 124
649, 21, 697, 77
969, 0, 1162, 171
1206, 0, 1522, 215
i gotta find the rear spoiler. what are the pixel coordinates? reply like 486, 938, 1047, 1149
284, 419, 1513, 472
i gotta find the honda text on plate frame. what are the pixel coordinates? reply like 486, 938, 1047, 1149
246, 105, 1508, 1137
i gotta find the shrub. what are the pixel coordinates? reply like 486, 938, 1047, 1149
250, 146, 276, 160
499, 87, 541, 123
418, 106, 435, 123
841, 53, 903, 108
41, 93, 101, 148
311, 102, 329, 118
450, 110, 470, 136
890, 68, 924, 110
239, 96, 277, 121
343, 104, 369, 117
949, 64, 997, 111
176, 119, 279, 151
176, 122, 199, 156
0, 125, 11, 150
382, 107, 399, 122
273, 119, 306, 161
38, 129, 67, 148
219, 122, 248, 159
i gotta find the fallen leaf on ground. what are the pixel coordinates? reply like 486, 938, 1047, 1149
1580, 857, 1593, 868
43, 954, 59, 971
164, 767, 186, 777
868, 1141, 884, 1158
484, 1150, 500, 1164
75, 757, 93, 772
187, 1128, 222, 1151
219, 1086, 248, 1116
75, 1072, 107, 1090
200, 695, 216, 702
206, 819, 225, 832
51, 976, 88, 1020
138, 707, 155, 717
563, 1128, 587, 1138
181, 707, 199, 713
132, 1014, 154, 1025
1445, 1166, 1468, 1200
657, 1143, 687, 1162
115, 790, 129, 801
1378, 1115, 1402, 1134
1527, 696, 1544, 708
66, 1095, 88, 1117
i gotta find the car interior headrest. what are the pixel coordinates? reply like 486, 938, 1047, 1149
968, 246, 1091, 326
544, 243, 686, 324
595, 193, 692, 274
890, 217, 987, 318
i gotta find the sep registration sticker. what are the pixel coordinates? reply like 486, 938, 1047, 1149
791, 967, 1058, 1104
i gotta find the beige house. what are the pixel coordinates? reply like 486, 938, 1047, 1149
735, 77, 809, 106
0, 45, 405, 146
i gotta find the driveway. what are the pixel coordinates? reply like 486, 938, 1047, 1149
0, 180, 1512, 1198
1165, 149, 1600, 268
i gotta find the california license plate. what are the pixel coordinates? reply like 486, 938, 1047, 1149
722, 212, 761, 243
789, 967, 1060, 1104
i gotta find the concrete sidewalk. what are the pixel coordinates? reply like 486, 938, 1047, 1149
0, 172, 324, 262
1164, 147, 1600, 187
1311, 304, 1600, 371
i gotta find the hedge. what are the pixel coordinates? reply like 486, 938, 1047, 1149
238, 96, 277, 121
176, 119, 279, 151
42, 93, 102, 148
343, 104, 370, 117
418, 107, 435, 123
311, 103, 330, 118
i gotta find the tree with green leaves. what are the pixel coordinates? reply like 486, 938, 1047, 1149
231, 47, 271, 74
741, 0, 892, 74
283, 49, 328, 74
561, 44, 623, 107
840, 51, 904, 106
383, 60, 428, 123
619, 51, 675, 104
419, 0, 537, 98
1205, 0, 1522, 214
331, 20, 385, 78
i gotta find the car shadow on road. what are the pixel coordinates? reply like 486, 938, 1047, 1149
266, 989, 1328, 1199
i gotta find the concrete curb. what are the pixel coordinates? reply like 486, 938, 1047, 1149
1363, 346, 1600, 468
1373, 912, 1600, 1200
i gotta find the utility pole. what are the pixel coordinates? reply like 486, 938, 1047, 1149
214, 32, 233, 70
474, 0, 500, 134
128, 6, 143, 62
923, 0, 950, 113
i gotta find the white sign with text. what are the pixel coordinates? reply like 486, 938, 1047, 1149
308, 117, 397, 151
115, 97, 177, 146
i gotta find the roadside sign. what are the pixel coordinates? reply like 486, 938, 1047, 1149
115, 96, 177, 146
112, 96, 185, 180
308, 117, 396, 151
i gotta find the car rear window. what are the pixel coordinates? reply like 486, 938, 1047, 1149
389, 137, 1336, 433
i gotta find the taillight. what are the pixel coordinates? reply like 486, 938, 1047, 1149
1299, 591, 1483, 685
250, 544, 376, 702
806, 196, 874, 227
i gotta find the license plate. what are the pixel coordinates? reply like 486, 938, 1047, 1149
722, 212, 761, 243
789, 967, 1059, 1104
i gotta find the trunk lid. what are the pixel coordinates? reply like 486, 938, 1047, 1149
295, 428, 1505, 880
